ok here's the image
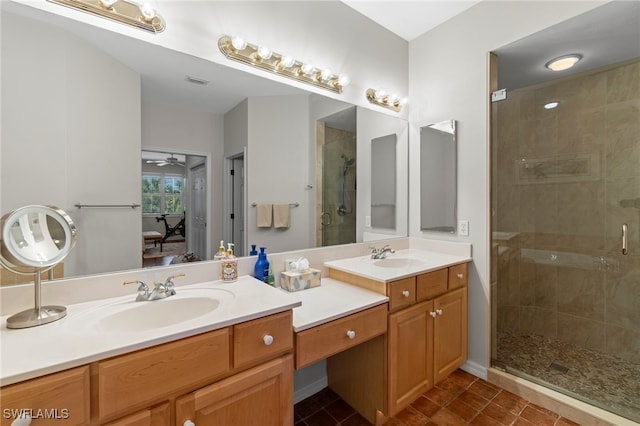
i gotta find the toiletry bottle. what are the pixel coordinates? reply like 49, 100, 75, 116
267, 261, 275, 286
253, 247, 270, 283
222, 243, 238, 283
249, 244, 258, 256
214, 240, 226, 260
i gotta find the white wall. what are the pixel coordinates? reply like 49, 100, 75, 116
1, 11, 141, 277
408, 0, 606, 377
11, 0, 409, 118
141, 100, 225, 258
246, 95, 311, 254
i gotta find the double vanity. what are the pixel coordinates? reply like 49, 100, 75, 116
0, 244, 470, 426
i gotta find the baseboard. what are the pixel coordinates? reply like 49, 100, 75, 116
293, 376, 328, 404
460, 360, 487, 380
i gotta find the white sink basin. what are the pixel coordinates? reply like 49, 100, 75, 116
371, 257, 424, 269
97, 296, 221, 333
67, 287, 236, 334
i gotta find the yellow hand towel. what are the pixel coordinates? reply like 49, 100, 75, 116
273, 204, 290, 229
256, 204, 273, 228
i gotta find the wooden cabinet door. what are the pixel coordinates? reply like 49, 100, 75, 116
103, 403, 169, 426
175, 354, 294, 426
433, 287, 468, 383
387, 300, 433, 416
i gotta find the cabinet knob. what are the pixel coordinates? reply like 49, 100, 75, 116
346, 330, 356, 339
402, 290, 410, 297
436, 309, 443, 316
183, 421, 195, 426
429, 311, 437, 318
263, 335, 274, 346
457, 273, 464, 279
11, 413, 31, 426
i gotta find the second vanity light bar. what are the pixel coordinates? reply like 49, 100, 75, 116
218, 35, 350, 94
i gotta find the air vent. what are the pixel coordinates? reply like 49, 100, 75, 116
185, 75, 210, 85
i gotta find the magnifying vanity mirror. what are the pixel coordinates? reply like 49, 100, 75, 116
0, 205, 77, 328
420, 120, 457, 233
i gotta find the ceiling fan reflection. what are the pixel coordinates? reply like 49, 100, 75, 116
146, 154, 185, 167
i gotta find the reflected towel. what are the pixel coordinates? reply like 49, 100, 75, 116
256, 204, 273, 228
273, 204, 290, 229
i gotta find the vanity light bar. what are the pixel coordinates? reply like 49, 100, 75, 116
218, 35, 349, 94
46, 0, 166, 33
366, 88, 407, 112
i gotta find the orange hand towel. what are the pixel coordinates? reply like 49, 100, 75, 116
256, 204, 273, 228
273, 204, 290, 229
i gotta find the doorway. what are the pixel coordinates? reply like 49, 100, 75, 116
225, 153, 245, 256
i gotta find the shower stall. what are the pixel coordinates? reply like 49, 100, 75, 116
491, 54, 640, 422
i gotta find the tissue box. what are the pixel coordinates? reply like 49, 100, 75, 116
280, 269, 321, 292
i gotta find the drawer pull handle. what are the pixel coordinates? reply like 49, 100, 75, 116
436, 309, 443, 316
402, 290, 410, 297
184, 421, 195, 426
263, 335, 274, 346
457, 273, 464, 279
346, 330, 356, 339
429, 311, 437, 318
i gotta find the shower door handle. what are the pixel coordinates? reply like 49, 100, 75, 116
622, 223, 628, 255
321, 212, 331, 226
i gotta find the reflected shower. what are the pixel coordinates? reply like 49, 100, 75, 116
337, 155, 355, 216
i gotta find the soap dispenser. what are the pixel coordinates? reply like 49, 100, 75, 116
249, 244, 258, 256
253, 247, 270, 284
214, 240, 226, 260
222, 243, 238, 283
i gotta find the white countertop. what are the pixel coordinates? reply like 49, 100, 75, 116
0, 276, 301, 386
324, 248, 471, 282
281, 278, 389, 332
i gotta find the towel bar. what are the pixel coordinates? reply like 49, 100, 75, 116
251, 202, 299, 207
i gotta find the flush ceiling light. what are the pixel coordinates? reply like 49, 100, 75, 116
544, 101, 559, 110
366, 88, 407, 112
46, 0, 165, 33
218, 35, 349, 94
545, 54, 582, 72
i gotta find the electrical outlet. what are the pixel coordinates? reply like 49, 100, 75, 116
458, 220, 469, 236
365, 215, 371, 227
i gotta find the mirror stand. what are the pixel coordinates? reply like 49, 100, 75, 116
6, 270, 67, 329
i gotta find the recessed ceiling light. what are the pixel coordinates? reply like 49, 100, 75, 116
544, 101, 559, 110
545, 54, 582, 71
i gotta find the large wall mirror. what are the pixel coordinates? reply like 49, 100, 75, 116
420, 120, 457, 233
371, 134, 397, 229
0, 3, 409, 285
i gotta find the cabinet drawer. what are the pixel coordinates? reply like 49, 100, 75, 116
234, 310, 293, 369
0, 366, 90, 426
387, 277, 416, 311
103, 402, 170, 426
416, 268, 448, 301
97, 328, 230, 421
295, 304, 387, 369
448, 263, 468, 290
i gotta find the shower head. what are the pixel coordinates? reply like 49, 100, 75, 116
342, 155, 355, 166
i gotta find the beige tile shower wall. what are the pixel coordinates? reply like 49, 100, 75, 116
494, 59, 640, 363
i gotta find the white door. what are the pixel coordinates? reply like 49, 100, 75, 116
190, 163, 207, 260
231, 156, 245, 255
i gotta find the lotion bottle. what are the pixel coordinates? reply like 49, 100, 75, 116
214, 240, 226, 260
222, 243, 237, 283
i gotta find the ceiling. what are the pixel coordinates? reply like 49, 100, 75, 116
4, 1, 638, 115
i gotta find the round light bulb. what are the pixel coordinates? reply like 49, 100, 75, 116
338, 74, 350, 87
375, 88, 387, 100
544, 101, 559, 110
320, 68, 333, 82
400, 97, 409, 106
300, 63, 315, 76
279, 54, 295, 68
139, 3, 156, 20
388, 94, 399, 105
231, 36, 247, 51
100, 0, 118, 7
257, 46, 272, 60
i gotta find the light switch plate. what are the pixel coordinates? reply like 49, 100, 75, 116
458, 220, 469, 236
365, 215, 371, 227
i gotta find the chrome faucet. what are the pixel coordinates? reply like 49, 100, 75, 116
370, 245, 395, 259
123, 273, 184, 301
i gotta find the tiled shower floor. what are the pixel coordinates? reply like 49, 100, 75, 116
496, 333, 640, 423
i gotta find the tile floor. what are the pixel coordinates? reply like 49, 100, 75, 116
294, 369, 582, 426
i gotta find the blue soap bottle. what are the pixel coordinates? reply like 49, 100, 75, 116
253, 247, 270, 284
249, 244, 258, 256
